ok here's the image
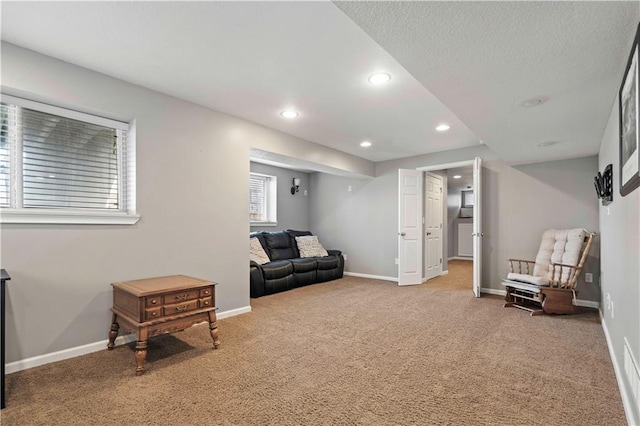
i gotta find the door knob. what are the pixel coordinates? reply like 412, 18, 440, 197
426, 232, 431, 236
399, 232, 406, 236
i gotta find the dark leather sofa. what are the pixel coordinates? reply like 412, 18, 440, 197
250, 230, 344, 298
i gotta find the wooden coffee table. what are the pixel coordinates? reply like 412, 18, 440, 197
107, 275, 220, 375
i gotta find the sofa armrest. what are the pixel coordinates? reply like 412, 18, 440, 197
327, 249, 342, 257
250, 264, 266, 298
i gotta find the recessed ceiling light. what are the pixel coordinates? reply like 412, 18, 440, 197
537, 141, 559, 147
280, 110, 299, 119
520, 96, 549, 107
360, 141, 372, 148
436, 124, 450, 132
453, 175, 461, 179
368, 73, 391, 85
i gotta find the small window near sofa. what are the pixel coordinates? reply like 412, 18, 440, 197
249, 172, 277, 225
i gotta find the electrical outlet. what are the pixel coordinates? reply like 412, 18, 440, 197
607, 293, 611, 310
343, 254, 347, 261
348, 185, 352, 192
611, 301, 614, 318
304, 190, 308, 196
394, 258, 399, 265
585, 273, 593, 283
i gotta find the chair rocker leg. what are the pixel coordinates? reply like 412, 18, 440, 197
540, 287, 576, 315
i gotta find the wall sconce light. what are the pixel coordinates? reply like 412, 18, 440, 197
291, 178, 301, 195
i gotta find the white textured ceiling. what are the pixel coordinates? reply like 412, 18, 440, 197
0, 1, 479, 163
335, 1, 639, 165
2, 2, 637, 167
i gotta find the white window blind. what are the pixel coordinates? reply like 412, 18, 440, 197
0, 94, 139, 224
249, 172, 276, 224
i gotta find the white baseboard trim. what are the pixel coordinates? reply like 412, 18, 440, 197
344, 272, 398, 282
481, 287, 506, 296
448, 256, 472, 261
6, 305, 252, 375
600, 311, 639, 426
574, 299, 600, 309
441, 270, 449, 276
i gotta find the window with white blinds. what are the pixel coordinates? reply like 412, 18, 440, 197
0, 94, 139, 224
249, 172, 277, 224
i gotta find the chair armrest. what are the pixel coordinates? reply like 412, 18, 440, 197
549, 262, 580, 288
327, 249, 342, 257
507, 258, 536, 274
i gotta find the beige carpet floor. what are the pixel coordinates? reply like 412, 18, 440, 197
2, 265, 625, 425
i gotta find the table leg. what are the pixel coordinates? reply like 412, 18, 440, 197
135, 340, 147, 376
208, 310, 220, 349
107, 313, 119, 350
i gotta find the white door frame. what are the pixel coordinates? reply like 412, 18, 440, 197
415, 158, 483, 297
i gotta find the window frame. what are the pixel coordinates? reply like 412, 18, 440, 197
249, 172, 277, 226
0, 94, 139, 225
461, 190, 475, 208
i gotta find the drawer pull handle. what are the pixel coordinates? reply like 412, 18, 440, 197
152, 312, 157, 316
175, 305, 188, 312
175, 294, 189, 301
203, 301, 209, 306
203, 290, 209, 295
151, 299, 157, 305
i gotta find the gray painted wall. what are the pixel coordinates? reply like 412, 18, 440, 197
447, 187, 461, 258
598, 96, 640, 423
249, 162, 311, 232
311, 144, 600, 302
1, 43, 371, 364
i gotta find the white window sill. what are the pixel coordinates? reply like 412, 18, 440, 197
0, 209, 141, 225
250, 221, 278, 227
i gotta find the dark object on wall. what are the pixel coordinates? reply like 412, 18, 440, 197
594, 164, 613, 206
619, 22, 640, 196
1, 269, 11, 409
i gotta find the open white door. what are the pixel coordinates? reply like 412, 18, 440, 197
425, 173, 443, 281
472, 157, 482, 297
398, 169, 423, 286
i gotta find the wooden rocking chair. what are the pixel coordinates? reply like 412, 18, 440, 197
502, 229, 595, 316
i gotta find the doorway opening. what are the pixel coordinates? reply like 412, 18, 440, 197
398, 158, 483, 297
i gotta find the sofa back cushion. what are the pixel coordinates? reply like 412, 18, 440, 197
263, 231, 296, 261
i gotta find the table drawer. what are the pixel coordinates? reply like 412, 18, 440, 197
199, 287, 213, 298
145, 296, 162, 308
145, 307, 162, 321
164, 290, 199, 304
164, 299, 199, 316
199, 296, 213, 309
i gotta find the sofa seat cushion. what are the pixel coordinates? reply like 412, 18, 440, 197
316, 255, 339, 270
506, 273, 550, 287
289, 257, 317, 273
261, 260, 293, 280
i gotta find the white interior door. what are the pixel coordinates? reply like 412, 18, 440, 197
425, 173, 443, 281
398, 169, 423, 286
472, 157, 483, 297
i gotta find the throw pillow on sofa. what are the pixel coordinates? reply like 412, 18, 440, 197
250, 237, 271, 265
295, 235, 329, 258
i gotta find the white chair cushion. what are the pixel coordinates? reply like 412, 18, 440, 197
532, 228, 587, 283
506, 272, 549, 287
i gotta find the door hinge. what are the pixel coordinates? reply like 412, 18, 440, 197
440, 223, 442, 228
440, 258, 442, 264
